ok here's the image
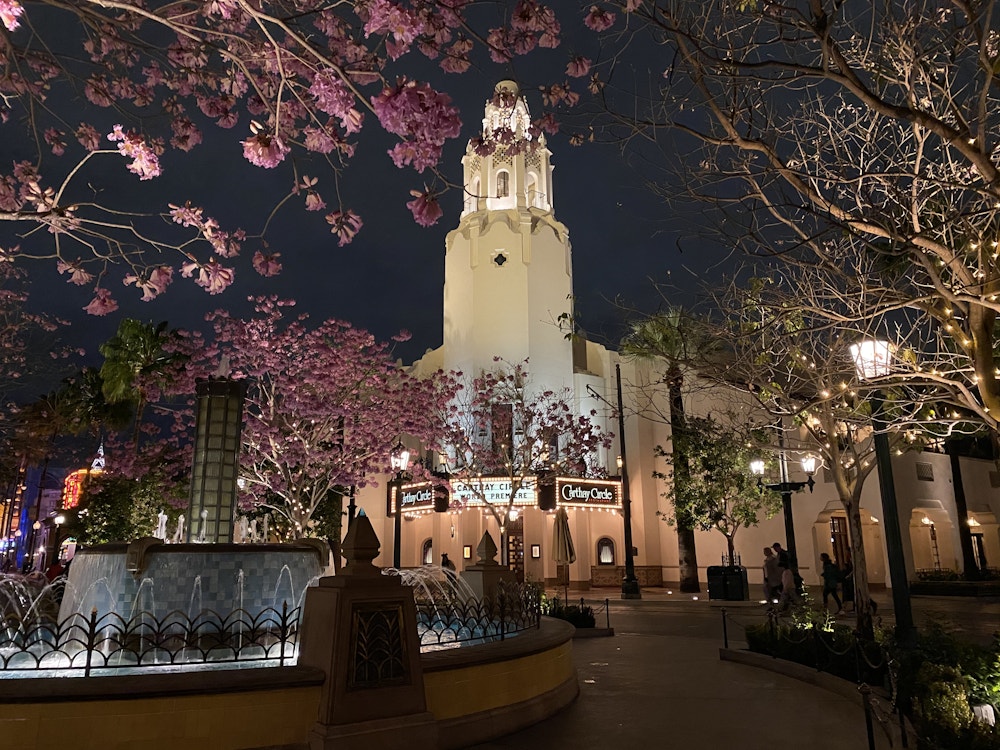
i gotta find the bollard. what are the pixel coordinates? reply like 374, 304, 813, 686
721, 607, 729, 649
860, 684, 876, 750
604, 598, 610, 629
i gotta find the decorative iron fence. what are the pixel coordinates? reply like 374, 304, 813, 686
415, 581, 541, 651
0, 602, 300, 677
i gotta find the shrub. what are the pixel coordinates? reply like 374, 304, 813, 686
540, 596, 596, 628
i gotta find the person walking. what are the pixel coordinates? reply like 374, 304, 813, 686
441, 552, 457, 581
820, 553, 845, 616
841, 554, 855, 611
762, 547, 782, 603
771, 542, 790, 569
777, 561, 800, 612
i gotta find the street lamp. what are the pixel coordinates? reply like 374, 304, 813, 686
615, 364, 641, 600
850, 337, 915, 644
750, 447, 816, 570
389, 441, 410, 569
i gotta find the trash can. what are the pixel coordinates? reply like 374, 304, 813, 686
707, 565, 750, 601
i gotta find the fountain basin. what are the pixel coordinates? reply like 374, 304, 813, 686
0, 617, 576, 750
59, 540, 328, 623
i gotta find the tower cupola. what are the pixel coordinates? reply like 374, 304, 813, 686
461, 80, 555, 216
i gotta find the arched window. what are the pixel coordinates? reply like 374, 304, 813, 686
597, 538, 615, 565
422, 538, 434, 566
497, 170, 509, 198
526, 174, 538, 207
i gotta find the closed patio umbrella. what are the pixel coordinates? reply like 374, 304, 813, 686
552, 507, 576, 600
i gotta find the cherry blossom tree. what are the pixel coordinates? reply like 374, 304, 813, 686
0, 0, 570, 312
178, 296, 457, 541
437, 359, 612, 564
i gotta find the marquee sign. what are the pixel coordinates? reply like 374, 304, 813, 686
555, 478, 622, 510
387, 475, 623, 514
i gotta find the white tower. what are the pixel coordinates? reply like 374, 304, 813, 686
443, 80, 574, 388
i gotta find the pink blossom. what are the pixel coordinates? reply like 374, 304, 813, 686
624, 0, 641, 11
107, 125, 162, 180
566, 56, 592, 78
44, 128, 66, 156
170, 116, 203, 151
124, 266, 173, 301
304, 193, 326, 211
168, 202, 204, 227
364, 0, 425, 60
83, 288, 118, 316
75, 123, 101, 151
0, 0, 23, 31
441, 39, 473, 73
584, 6, 616, 32
325, 209, 363, 246
181, 259, 235, 294
407, 189, 443, 227
252, 251, 282, 277
309, 70, 355, 123
242, 132, 289, 168
84, 76, 114, 107
56, 259, 93, 286
303, 126, 337, 154
371, 80, 461, 172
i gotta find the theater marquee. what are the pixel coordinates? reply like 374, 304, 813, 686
388, 475, 622, 515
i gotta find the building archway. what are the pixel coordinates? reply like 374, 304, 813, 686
811, 500, 884, 585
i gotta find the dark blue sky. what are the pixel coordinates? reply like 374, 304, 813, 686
9, 11, 728, 375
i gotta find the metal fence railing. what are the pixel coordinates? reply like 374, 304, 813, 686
415, 581, 541, 651
0, 603, 300, 677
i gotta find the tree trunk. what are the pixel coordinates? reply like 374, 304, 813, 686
725, 535, 736, 566
669, 371, 700, 592
844, 498, 874, 639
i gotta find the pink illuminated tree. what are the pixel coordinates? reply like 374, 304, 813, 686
437, 359, 612, 564
177, 296, 458, 541
0, 0, 571, 311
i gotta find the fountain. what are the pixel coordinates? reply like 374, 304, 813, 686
58, 538, 328, 625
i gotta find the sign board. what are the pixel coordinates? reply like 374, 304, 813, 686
450, 478, 536, 506
556, 478, 622, 509
388, 476, 623, 514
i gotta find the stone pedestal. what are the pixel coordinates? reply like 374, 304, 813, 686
460, 531, 515, 601
298, 512, 438, 750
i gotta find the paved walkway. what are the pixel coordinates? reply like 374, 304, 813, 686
468, 585, 1000, 750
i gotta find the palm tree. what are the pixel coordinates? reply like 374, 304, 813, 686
621, 308, 709, 593
99, 319, 178, 450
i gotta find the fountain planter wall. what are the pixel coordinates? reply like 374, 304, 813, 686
423, 617, 578, 750
0, 617, 576, 750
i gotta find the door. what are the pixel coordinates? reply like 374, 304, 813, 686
830, 516, 851, 567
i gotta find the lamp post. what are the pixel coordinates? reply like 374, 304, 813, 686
750, 445, 816, 570
389, 441, 410, 569
615, 364, 641, 600
850, 338, 915, 645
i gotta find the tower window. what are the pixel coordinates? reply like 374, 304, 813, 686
497, 171, 509, 198
493, 253, 507, 267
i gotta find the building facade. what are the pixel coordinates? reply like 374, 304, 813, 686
356, 82, 1000, 595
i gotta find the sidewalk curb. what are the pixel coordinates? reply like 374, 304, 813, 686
719, 648, 911, 749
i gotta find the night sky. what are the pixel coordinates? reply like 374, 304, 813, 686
6, 11, 729, 382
